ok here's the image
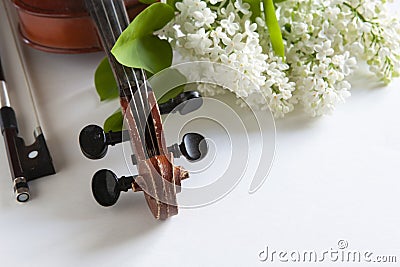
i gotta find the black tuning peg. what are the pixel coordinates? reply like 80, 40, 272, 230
168, 133, 208, 161
159, 91, 203, 115
92, 169, 138, 207
79, 125, 128, 160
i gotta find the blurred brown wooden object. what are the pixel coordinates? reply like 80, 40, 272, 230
11, 0, 148, 53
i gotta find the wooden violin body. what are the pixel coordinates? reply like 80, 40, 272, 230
11, 0, 148, 53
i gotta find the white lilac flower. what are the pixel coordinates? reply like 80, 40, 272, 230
244, 20, 258, 39
220, 13, 240, 36
275, 0, 400, 116
221, 34, 245, 54
160, 0, 400, 118
210, 26, 228, 44
184, 28, 213, 55
193, 8, 217, 28
162, 0, 295, 117
209, 0, 223, 4
314, 41, 334, 61
234, 0, 250, 15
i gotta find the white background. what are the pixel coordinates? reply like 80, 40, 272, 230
0, 1, 400, 266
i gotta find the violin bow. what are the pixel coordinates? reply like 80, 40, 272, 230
0, 1, 55, 202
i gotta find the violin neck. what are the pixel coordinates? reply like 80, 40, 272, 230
85, 0, 144, 96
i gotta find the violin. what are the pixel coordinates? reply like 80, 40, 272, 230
11, 0, 208, 219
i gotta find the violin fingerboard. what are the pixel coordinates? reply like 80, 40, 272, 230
85, 0, 145, 95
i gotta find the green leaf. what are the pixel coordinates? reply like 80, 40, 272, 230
243, 0, 261, 22
139, 0, 158, 4
113, 35, 172, 74
104, 109, 123, 132
166, 0, 179, 10
111, 2, 174, 57
120, 2, 173, 38
149, 68, 187, 103
111, 3, 174, 73
95, 57, 119, 101
263, 0, 285, 58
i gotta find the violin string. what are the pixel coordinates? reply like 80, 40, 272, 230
98, 0, 147, 154
140, 68, 161, 155
2, 1, 41, 129
92, 0, 143, 151
118, 0, 160, 157
140, 69, 161, 155
109, 0, 158, 157
108, 0, 158, 157
141, 69, 151, 107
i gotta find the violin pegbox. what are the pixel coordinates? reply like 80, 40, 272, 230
79, 117, 208, 219
79, 126, 207, 162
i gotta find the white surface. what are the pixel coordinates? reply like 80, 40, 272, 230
1, 3, 400, 267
